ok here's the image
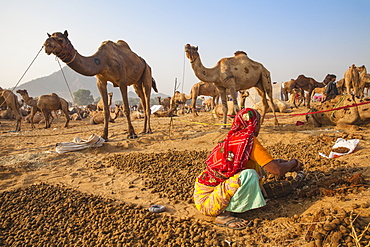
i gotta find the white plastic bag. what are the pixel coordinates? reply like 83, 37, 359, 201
319, 138, 360, 159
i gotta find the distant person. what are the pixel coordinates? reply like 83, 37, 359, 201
193, 108, 304, 230
322, 75, 338, 102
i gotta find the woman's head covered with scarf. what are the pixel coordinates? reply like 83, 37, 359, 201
198, 108, 261, 186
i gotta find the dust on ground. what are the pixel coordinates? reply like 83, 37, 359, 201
1, 104, 369, 246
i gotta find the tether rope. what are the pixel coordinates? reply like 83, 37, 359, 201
56, 58, 77, 106
0, 46, 44, 109
173, 99, 370, 126
11, 46, 44, 92
56, 58, 92, 131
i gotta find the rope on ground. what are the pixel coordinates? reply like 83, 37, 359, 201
290, 100, 370, 116
172, 99, 370, 126
173, 118, 231, 126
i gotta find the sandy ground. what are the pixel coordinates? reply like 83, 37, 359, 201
0, 103, 370, 246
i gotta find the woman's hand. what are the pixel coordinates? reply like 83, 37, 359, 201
264, 159, 304, 177
289, 159, 304, 172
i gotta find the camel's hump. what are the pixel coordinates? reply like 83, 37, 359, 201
101, 40, 131, 50
234, 51, 247, 56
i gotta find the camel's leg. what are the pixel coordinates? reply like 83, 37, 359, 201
140, 66, 154, 134
62, 103, 70, 128
292, 92, 299, 108
30, 107, 37, 129
211, 98, 216, 110
255, 86, 268, 124
9, 95, 22, 131
345, 77, 352, 96
134, 81, 150, 134
217, 87, 228, 128
118, 82, 137, 139
96, 77, 110, 140
42, 109, 50, 128
192, 95, 198, 116
228, 86, 240, 116
260, 71, 278, 125
49, 111, 55, 124
305, 90, 312, 109
13, 109, 22, 132
298, 89, 305, 106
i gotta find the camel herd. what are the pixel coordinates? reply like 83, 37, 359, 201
282, 65, 370, 108
1, 30, 369, 138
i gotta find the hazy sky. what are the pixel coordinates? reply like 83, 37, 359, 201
1, 0, 369, 96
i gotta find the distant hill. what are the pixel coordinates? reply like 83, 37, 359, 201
13, 66, 170, 103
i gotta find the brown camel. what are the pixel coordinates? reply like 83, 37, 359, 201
200, 97, 214, 111
313, 87, 326, 95
16, 89, 54, 128
184, 45, 278, 127
344, 64, 360, 97
97, 92, 113, 111
89, 107, 121, 125
0, 87, 7, 110
237, 90, 250, 109
25, 112, 44, 124
36, 93, 70, 129
281, 79, 296, 101
170, 91, 189, 114
291, 75, 327, 109
86, 104, 97, 112
355, 65, 370, 97
336, 78, 346, 94
44, 30, 158, 139
157, 96, 171, 111
0, 88, 22, 131
187, 81, 221, 116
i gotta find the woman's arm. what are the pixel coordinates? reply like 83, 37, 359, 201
263, 159, 303, 177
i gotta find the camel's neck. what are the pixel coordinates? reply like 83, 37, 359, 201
315, 81, 325, 88
56, 40, 104, 77
22, 94, 35, 106
66, 53, 104, 77
190, 56, 220, 83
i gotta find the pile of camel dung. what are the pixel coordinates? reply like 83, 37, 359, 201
1, 133, 369, 246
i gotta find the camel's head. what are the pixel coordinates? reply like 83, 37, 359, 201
16, 89, 28, 96
305, 109, 322, 127
43, 30, 70, 55
355, 65, 366, 74
184, 44, 199, 63
323, 74, 336, 85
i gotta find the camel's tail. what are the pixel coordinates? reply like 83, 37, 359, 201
152, 78, 158, 93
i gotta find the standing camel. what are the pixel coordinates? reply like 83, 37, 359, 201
97, 92, 113, 111
0, 87, 7, 110
184, 44, 278, 126
16, 89, 55, 128
355, 65, 370, 97
0, 88, 22, 131
36, 93, 70, 129
291, 75, 328, 109
44, 30, 158, 140
344, 64, 360, 97
187, 81, 221, 116
281, 79, 296, 101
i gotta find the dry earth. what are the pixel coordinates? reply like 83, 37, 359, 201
1, 103, 370, 247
